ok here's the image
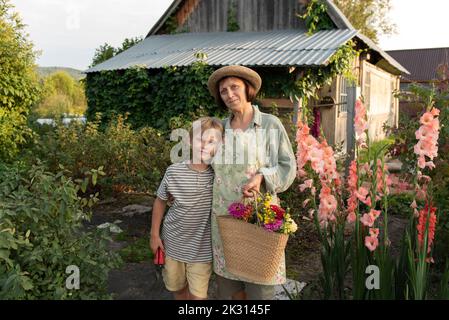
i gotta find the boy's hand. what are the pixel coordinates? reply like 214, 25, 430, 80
150, 235, 165, 255
167, 192, 175, 207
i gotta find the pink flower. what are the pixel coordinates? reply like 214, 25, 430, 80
263, 219, 283, 232
431, 108, 440, 116
354, 99, 369, 136
413, 108, 440, 169
302, 199, 311, 208
365, 235, 379, 252
369, 209, 381, 219
319, 193, 337, 214
360, 213, 375, 227
369, 228, 379, 237
347, 211, 357, 223
299, 179, 313, 192
415, 125, 434, 141
355, 187, 371, 206
419, 112, 434, 126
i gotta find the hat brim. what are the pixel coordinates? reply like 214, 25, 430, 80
207, 65, 262, 100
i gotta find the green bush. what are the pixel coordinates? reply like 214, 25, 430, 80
0, 162, 121, 299
25, 114, 172, 195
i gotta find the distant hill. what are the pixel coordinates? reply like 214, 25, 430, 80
37, 66, 85, 80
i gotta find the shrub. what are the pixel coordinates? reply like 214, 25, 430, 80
25, 114, 172, 195
0, 162, 121, 299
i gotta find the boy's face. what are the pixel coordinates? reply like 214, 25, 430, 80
192, 128, 222, 163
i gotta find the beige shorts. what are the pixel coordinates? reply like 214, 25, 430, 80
162, 256, 212, 299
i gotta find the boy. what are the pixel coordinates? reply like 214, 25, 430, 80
150, 117, 223, 300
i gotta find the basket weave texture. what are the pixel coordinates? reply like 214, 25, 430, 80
217, 215, 289, 284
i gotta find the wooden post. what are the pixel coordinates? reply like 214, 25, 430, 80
293, 97, 302, 125
345, 86, 361, 171
293, 70, 304, 125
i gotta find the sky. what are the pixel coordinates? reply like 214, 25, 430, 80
9, 0, 449, 71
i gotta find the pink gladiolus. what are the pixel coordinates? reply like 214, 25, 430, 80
360, 213, 375, 227
355, 186, 371, 206
369, 228, 380, 237
299, 179, 313, 192
365, 235, 379, 252
413, 108, 440, 170
319, 193, 337, 214
369, 209, 381, 219
347, 211, 357, 223
420, 112, 434, 126
354, 99, 369, 137
302, 199, 311, 208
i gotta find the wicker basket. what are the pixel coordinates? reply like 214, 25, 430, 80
217, 215, 289, 284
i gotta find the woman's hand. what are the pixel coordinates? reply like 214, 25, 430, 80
150, 235, 165, 255
242, 173, 264, 197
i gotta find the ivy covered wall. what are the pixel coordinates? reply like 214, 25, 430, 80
85, 61, 222, 132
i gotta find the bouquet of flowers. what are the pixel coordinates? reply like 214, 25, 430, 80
227, 192, 298, 235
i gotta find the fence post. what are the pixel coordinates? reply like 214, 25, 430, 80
346, 86, 361, 170
293, 97, 302, 125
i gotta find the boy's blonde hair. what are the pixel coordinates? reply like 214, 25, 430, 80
189, 117, 224, 141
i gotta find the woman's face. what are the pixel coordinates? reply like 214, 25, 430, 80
218, 77, 248, 112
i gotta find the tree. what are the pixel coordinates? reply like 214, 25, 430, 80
0, 0, 40, 161
333, 0, 396, 43
90, 37, 143, 67
116, 36, 142, 54
34, 71, 87, 117
90, 43, 116, 67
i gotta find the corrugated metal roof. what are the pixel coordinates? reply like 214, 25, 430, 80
355, 33, 409, 75
86, 29, 358, 73
386, 47, 449, 82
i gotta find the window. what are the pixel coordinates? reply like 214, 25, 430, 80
339, 76, 348, 113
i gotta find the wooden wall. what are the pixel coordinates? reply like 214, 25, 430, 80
165, 0, 309, 33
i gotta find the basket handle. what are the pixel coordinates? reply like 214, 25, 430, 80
252, 190, 261, 227
240, 190, 262, 226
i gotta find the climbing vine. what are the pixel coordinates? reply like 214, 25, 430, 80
298, 0, 334, 35
227, 0, 240, 32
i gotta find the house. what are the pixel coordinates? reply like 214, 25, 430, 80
386, 47, 449, 91
386, 47, 449, 116
86, 0, 408, 152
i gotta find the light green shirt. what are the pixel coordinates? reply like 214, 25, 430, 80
211, 105, 296, 285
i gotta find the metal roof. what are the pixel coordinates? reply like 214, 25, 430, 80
386, 47, 449, 82
355, 33, 409, 75
86, 29, 358, 73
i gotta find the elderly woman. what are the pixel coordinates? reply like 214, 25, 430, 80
208, 65, 296, 300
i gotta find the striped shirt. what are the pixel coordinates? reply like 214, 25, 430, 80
156, 161, 214, 263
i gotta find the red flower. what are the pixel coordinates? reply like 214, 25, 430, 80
417, 203, 437, 256
270, 205, 285, 219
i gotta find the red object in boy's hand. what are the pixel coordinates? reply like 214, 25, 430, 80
154, 247, 165, 265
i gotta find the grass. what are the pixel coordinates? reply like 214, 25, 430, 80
117, 233, 154, 263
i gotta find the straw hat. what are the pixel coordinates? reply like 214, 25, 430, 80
207, 65, 262, 99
